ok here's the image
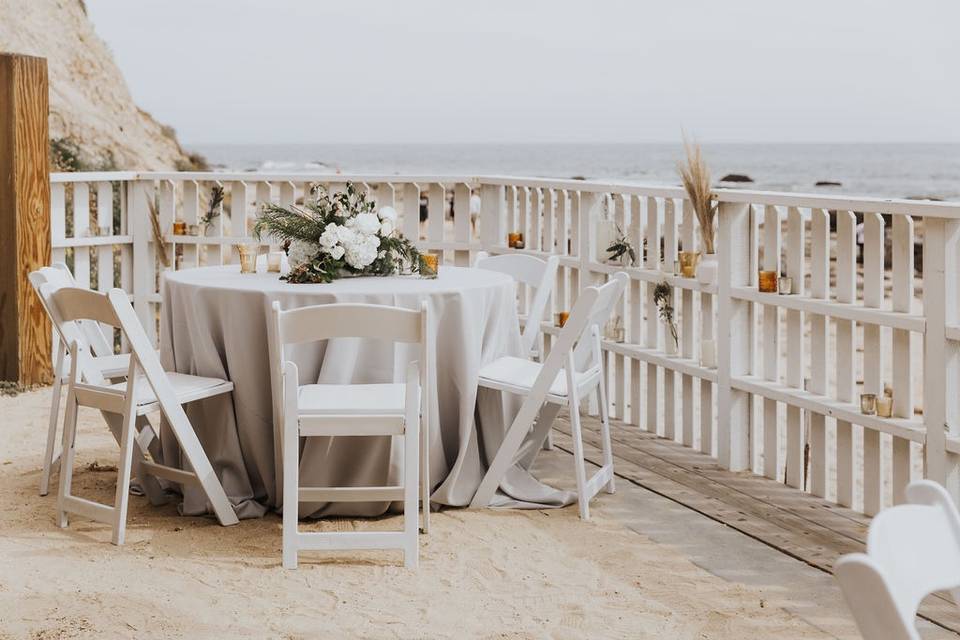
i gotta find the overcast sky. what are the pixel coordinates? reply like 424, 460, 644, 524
85, 0, 960, 145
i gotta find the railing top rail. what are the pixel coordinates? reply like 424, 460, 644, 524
50, 171, 960, 217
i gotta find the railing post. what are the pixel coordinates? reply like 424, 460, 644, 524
0, 53, 51, 384
129, 179, 157, 345
925, 217, 960, 502
717, 202, 752, 470
479, 183, 503, 251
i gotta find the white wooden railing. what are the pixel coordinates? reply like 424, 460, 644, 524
49, 171, 960, 517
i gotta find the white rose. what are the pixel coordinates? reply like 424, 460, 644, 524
353, 212, 381, 236
378, 206, 398, 222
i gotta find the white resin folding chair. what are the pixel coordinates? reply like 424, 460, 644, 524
29, 263, 134, 496
271, 301, 429, 569
470, 272, 628, 520
473, 251, 559, 358
42, 285, 239, 545
835, 480, 960, 640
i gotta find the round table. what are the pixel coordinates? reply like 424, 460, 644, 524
159, 265, 574, 518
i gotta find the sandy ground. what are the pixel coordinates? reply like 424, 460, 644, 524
0, 387, 833, 639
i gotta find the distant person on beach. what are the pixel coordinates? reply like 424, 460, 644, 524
419, 193, 428, 235
470, 192, 481, 234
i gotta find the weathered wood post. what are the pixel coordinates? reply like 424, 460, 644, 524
0, 53, 51, 384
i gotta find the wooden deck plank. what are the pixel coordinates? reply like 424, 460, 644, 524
550, 411, 960, 634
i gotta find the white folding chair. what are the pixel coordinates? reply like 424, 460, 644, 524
470, 272, 628, 520
835, 480, 960, 640
29, 263, 134, 496
41, 285, 239, 545
474, 251, 559, 358
271, 302, 429, 569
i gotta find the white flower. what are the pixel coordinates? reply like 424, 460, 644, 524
378, 206, 398, 222
287, 239, 316, 268
352, 212, 381, 236
380, 219, 395, 236
319, 223, 341, 249
344, 234, 380, 269
329, 245, 345, 260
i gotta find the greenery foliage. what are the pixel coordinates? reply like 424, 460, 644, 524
653, 281, 679, 348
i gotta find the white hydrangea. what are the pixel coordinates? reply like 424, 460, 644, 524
378, 206, 397, 222
287, 239, 315, 268
318, 223, 342, 249
352, 212, 381, 236
344, 233, 381, 269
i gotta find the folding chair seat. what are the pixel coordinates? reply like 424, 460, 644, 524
271, 301, 429, 569
34, 283, 239, 545
470, 272, 629, 520
474, 251, 560, 449
29, 263, 139, 496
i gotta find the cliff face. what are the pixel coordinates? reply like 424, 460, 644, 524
0, 0, 190, 170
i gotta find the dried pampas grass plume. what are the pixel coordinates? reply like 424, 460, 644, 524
678, 136, 717, 254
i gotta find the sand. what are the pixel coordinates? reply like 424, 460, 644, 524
0, 387, 831, 639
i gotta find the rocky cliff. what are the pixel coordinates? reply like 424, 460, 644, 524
0, 0, 196, 171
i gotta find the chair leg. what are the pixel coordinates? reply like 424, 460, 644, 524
282, 420, 299, 570
542, 430, 554, 451
404, 415, 420, 569
568, 394, 590, 521
40, 371, 64, 496
596, 379, 616, 495
56, 388, 80, 529
420, 412, 430, 535
111, 406, 138, 546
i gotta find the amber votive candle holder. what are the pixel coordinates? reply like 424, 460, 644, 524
420, 253, 439, 279
507, 232, 524, 248
556, 311, 569, 328
758, 270, 778, 293
173, 220, 187, 236
679, 251, 699, 278
860, 393, 877, 415
876, 395, 893, 418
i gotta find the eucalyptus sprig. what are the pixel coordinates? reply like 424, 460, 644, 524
200, 185, 224, 231
606, 224, 636, 265
653, 281, 679, 349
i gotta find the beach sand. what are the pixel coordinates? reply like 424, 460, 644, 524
0, 387, 832, 639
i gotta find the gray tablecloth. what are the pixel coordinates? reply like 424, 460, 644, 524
158, 265, 575, 519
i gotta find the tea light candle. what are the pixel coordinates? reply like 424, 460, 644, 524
876, 395, 893, 418
860, 393, 877, 415
267, 251, 284, 273
420, 253, 439, 279
758, 270, 778, 293
556, 311, 569, 328
778, 276, 793, 295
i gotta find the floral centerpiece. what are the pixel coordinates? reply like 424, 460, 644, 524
253, 182, 423, 283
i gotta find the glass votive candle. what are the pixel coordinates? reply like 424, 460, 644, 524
420, 253, 439, 279
267, 251, 284, 273
99, 225, 111, 237
187, 224, 200, 236
237, 244, 258, 274
173, 220, 187, 235
679, 251, 699, 278
860, 393, 877, 415
758, 270, 778, 293
507, 232, 523, 248
700, 339, 717, 369
556, 311, 569, 328
778, 276, 793, 295
674, 260, 681, 275
876, 395, 893, 418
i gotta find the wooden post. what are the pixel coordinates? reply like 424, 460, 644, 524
0, 53, 51, 384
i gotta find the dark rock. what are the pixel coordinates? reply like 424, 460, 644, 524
570, 175, 587, 181
719, 173, 753, 183
815, 180, 842, 187
905, 195, 944, 202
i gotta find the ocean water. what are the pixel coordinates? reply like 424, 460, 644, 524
193, 143, 960, 201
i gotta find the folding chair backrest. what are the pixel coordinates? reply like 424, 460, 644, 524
271, 302, 428, 379
474, 252, 559, 354
835, 480, 960, 640
569, 272, 629, 371
29, 263, 113, 358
